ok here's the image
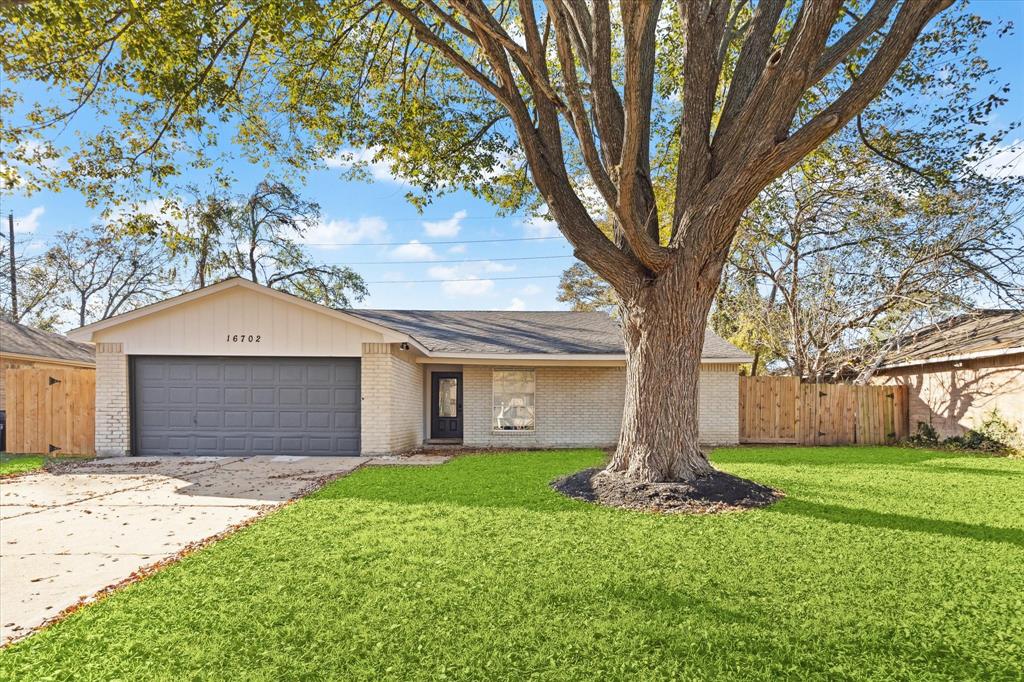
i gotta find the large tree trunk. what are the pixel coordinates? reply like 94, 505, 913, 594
606, 262, 720, 482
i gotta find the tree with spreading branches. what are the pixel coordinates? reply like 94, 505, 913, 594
2, 0, 961, 482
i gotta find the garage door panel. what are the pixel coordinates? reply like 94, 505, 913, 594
196, 364, 222, 381
167, 411, 192, 427
195, 411, 223, 428
307, 388, 331, 405
279, 365, 304, 382
224, 364, 250, 381
224, 411, 249, 428
279, 411, 303, 428
133, 357, 361, 456
224, 387, 248, 405
307, 412, 331, 429
279, 388, 303, 405
168, 387, 194, 404
252, 411, 276, 428
251, 437, 275, 452
334, 412, 358, 429
252, 388, 275, 405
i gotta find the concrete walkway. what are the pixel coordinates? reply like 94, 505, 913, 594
0, 454, 446, 644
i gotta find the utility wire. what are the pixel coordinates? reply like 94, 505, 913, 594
302, 235, 564, 246
366, 274, 561, 284
18, 234, 566, 248
335, 254, 572, 266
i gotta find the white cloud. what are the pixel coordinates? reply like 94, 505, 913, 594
481, 260, 515, 273
506, 297, 526, 311
301, 216, 388, 250
976, 140, 1024, 178
423, 210, 466, 237
429, 261, 514, 279
522, 216, 561, 238
325, 147, 411, 186
427, 260, 513, 297
448, 244, 467, 254
442, 277, 495, 297
521, 284, 543, 296
391, 240, 438, 261
14, 206, 44, 234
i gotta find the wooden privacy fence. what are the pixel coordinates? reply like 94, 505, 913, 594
4, 368, 95, 455
739, 376, 909, 446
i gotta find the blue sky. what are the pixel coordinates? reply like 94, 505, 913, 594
2, 0, 1022, 314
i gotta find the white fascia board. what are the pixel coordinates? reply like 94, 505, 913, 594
877, 345, 1024, 370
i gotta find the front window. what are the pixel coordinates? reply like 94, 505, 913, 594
492, 369, 535, 431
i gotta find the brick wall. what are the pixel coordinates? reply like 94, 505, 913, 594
95, 343, 130, 456
462, 365, 626, 449
873, 353, 1024, 439
461, 364, 742, 449
698, 367, 741, 445
360, 343, 423, 455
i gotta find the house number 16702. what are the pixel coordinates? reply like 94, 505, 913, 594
227, 334, 261, 342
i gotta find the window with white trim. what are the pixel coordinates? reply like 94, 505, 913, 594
492, 369, 535, 431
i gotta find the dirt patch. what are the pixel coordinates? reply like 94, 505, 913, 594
552, 467, 783, 514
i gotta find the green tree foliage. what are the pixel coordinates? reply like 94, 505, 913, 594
557, 262, 618, 314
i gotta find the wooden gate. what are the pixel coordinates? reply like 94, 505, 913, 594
4, 368, 96, 455
740, 376, 908, 446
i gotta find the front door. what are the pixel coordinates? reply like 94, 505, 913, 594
430, 372, 463, 439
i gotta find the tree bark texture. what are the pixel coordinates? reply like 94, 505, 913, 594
607, 261, 720, 481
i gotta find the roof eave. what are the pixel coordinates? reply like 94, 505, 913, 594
877, 345, 1024, 370
0, 351, 96, 367
415, 351, 751, 365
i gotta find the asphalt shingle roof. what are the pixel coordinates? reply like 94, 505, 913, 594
0, 318, 95, 365
879, 309, 1024, 367
346, 309, 750, 360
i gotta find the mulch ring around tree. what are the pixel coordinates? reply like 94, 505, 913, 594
552, 467, 783, 514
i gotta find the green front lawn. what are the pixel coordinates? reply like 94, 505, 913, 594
3, 447, 1021, 680
0, 455, 44, 477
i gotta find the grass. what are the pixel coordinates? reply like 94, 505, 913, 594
2, 447, 1022, 680
0, 455, 45, 477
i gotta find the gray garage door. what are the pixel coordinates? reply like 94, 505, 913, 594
132, 356, 360, 456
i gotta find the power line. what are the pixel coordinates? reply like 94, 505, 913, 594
337, 254, 572, 266
302, 235, 563, 247
19, 234, 566, 248
366, 274, 561, 284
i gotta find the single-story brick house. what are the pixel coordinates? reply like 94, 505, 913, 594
871, 310, 1023, 438
68, 278, 750, 457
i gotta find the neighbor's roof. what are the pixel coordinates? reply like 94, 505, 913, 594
347, 309, 750, 360
878, 309, 1024, 368
0, 318, 95, 365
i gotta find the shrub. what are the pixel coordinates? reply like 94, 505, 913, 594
907, 421, 940, 446
942, 409, 1022, 456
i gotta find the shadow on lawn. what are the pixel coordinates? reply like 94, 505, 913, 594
771, 498, 1024, 547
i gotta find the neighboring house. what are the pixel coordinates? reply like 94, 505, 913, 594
68, 278, 751, 457
0, 319, 96, 451
871, 310, 1023, 438
0, 318, 96, 411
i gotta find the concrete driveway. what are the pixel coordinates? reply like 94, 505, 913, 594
1, 455, 373, 644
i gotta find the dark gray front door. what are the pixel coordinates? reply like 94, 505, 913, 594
132, 356, 360, 456
430, 371, 463, 439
